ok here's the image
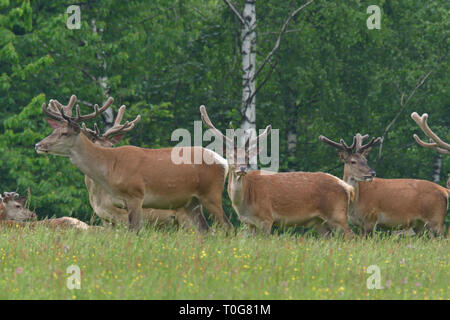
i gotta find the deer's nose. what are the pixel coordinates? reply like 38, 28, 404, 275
35, 143, 41, 151
370, 171, 376, 177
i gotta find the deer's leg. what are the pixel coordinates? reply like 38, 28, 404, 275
126, 198, 144, 231
315, 222, 332, 238
411, 220, 425, 236
174, 209, 195, 230
426, 220, 444, 237
326, 207, 352, 237
185, 197, 209, 233
199, 194, 233, 230
257, 216, 273, 235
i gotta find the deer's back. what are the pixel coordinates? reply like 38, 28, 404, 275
104, 146, 227, 199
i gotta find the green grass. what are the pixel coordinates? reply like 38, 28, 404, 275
0, 225, 448, 300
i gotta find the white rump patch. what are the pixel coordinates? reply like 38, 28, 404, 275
325, 173, 354, 202
205, 148, 228, 178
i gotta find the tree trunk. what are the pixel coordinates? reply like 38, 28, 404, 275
431, 153, 441, 184
241, 0, 257, 167
92, 19, 114, 130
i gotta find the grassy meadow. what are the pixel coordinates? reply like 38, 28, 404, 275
0, 224, 448, 300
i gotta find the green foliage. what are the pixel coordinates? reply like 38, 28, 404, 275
0, 0, 448, 221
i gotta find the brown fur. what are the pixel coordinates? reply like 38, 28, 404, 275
37, 128, 231, 231
350, 178, 448, 235
85, 175, 194, 229
228, 170, 353, 236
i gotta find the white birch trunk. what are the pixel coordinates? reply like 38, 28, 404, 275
241, 0, 257, 168
432, 153, 441, 184
92, 19, 114, 130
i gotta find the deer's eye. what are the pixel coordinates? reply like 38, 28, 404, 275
351, 160, 357, 164
61, 132, 68, 136
15, 205, 21, 208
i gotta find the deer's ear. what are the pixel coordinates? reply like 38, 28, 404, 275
109, 134, 124, 145
46, 118, 61, 129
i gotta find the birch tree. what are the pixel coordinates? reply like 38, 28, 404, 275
223, 0, 314, 166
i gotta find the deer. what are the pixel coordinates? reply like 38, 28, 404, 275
35, 95, 232, 232
411, 112, 450, 188
199, 105, 354, 236
77, 103, 193, 229
319, 133, 449, 236
0, 192, 88, 230
0, 192, 36, 221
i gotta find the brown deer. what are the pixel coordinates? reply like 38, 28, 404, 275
0, 192, 88, 230
319, 133, 449, 236
411, 112, 450, 188
0, 192, 36, 221
35, 95, 232, 232
200, 105, 354, 236
79, 104, 193, 229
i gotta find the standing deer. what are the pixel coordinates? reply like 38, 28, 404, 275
35, 95, 231, 232
200, 106, 354, 236
319, 133, 449, 236
411, 112, 450, 188
0, 192, 88, 230
79, 104, 193, 229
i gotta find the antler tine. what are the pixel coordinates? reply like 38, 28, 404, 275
103, 105, 141, 138
74, 97, 114, 122
113, 105, 126, 127
199, 105, 233, 146
94, 123, 100, 135
81, 122, 98, 137
411, 112, 450, 154
3, 192, 19, 199
354, 133, 369, 150
355, 133, 381, 154
249, 125, 272, 148
51, 95, 77, 117
340, 136, 356, 151
42, 102, 64, 121
319, 135, 352, 153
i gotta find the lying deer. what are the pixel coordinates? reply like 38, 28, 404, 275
78, 104, 193, 229
0, 192, 88, 230
319, 133, 449, 236
0, 192, 36, 221
411, 112, 450, 188
36, 95, 232, 232
200, 106, 354, 236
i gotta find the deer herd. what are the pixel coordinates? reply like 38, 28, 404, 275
1, 94, 448, 237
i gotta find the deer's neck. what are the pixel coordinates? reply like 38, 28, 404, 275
69, 134, 110, 184
343, 166, 359, 201
227, 171, 246, 208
